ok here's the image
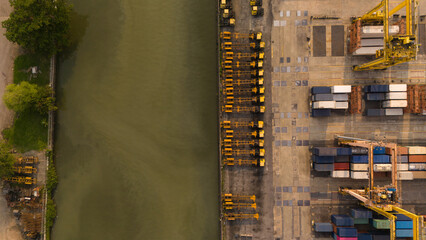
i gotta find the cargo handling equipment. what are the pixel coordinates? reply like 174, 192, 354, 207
350, 0, 418, 71
336, 136, 425, 240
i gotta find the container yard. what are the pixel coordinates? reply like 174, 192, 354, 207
218, 0, 426, 239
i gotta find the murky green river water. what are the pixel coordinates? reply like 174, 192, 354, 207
52, 0, 219, 239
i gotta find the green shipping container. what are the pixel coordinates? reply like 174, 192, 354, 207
373, 219, 390, 229
353, 218, 369, 225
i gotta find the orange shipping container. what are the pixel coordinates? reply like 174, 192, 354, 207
386, 146, 408, 155
409, 155, 426, 163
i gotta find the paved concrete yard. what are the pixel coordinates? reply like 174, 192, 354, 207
270, 0, 426, 239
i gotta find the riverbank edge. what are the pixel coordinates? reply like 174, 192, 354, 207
41, 55, 57, 240
216, 1, 225, 240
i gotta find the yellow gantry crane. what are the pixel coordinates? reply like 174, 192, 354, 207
224, 95, 265, 105
222, 78, 264, 87
222, 138, 264, 147
336, 136, 424, 240
222, 147, 265, 157
221, 120, 264, 129
223, 157, 265, 167
352, 0, 418, 71
222, 194, 259, 220
223, 129, 264, 139
221, 105, 265, 113
222, 52, 265, 60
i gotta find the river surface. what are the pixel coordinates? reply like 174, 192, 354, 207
52, 0, 219, 239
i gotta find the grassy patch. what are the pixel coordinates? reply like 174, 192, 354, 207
13, 53, 50, 86
3, 109, 47, 152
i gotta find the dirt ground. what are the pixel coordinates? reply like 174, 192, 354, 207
0, 0, 23, 239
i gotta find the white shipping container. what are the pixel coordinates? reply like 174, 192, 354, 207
397, 163, 408, 171
351, 171, 369, 179
332, 170, 350, 178
408, 163, 426, 171
373, 164, 392, 172
360, 38, 383, 47
408, 146, 426, 155
313, 101, 336, 109
361, 26, 399, 37
389, 84, 407, 92
335, 102, 349, 109
386, 92, 407, 100
351, 163, 369, 171
331, 85, 352, 93
385, 108, 403, 116
398, 171, 413, 180
382, 100, 407, 108
353, 47, 381, 55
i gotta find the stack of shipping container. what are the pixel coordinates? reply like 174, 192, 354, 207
365, 84, 407, 116
311, 86, 352, 117
350, 25, 399, 56
314, 208, 415, 239
312, 146, 426, 180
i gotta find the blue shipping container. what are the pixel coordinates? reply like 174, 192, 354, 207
365, 85, 389, 93
312, 109, 331, 117
312, 86, 331, 94
394, 214, 412, 221
313, 155, 335, 163
373, 146, 386, 154
366, 109, 385, 116
336, 227, 357, 237
367, 93, 386, 101
358, 233, 373, 240
314, 223, 333, 232
314, 163, 334, 171
351, 155, 368, 163
331, 215, 354, 226
351, 209, 372, 219
396, 220, 413, 229
396, 229, 413, 238
373, 155, 390, 163
337, 148, 352, 156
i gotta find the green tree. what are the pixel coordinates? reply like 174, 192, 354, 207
3, 81, 39, 112
0, 141, 15, 178
2, 0, 73, 55
35, 86, 57, 114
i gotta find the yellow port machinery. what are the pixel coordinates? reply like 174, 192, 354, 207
222, 69, 264, 78
221, 105, 265, 113
224, 95, 265, 105
223, 201, 257, 210
352, 0, 418, 71
16, 156, 38, 165
250, 0, 262, 6
222, 193, 256, 202
222, 77, 264, 87
222, 138, 264, 147
223, 86, 265, 95
221, 120, 264, 129
13, 166, 37, 174
220, 0, 230, 9
223, 129, 264, 138
251, 6, 264, 16
222, 60, 263, 69
222, 51, 265, 60
4, 176, 36, 185
221, 41, 265, 51
224, 213, 259, 221
222, 147, 265, 157
220, 31, 262, 41
223, 157, 265, 167
336, 136, 425, 240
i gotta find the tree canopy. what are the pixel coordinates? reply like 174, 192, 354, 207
2, 0, 73, 55
3, 81, 56, 114
0, 141, 15, 178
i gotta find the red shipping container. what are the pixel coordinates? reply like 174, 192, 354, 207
334, 162, 350, 170
386, 146, 408, 155
409, 155, 426, 163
